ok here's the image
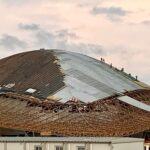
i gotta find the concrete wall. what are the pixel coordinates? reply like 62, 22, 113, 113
112, 142, 144, 150
0, 141, 144, 150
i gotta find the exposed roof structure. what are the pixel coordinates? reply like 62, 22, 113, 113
0, 49, 149, 136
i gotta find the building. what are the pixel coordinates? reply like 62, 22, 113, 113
0, 137, 145, 150
145, 140, 150, 150
0, 49, 149, 137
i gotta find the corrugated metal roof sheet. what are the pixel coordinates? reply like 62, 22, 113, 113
118, 96, 150, 112
0, 49, 148, 103
54, 50, 146, 102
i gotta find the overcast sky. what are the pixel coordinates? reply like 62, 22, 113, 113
0, 0, 150, 84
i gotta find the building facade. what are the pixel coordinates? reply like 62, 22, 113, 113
0, 137, 144, 150
145, 140, 150, 150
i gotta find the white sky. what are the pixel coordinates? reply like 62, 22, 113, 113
0, 0, 150, 84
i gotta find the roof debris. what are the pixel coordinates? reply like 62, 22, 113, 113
0, 49, 149, 136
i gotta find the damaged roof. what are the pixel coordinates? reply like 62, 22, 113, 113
0, 49, 149, 136
0, 49, 148, 103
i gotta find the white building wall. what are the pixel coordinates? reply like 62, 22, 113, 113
0, 143, 4, 150
0, 141, 144, 150
92, 143, 110, 150
0, 142, 111, 150
70, 143, 85, 150
27, 142, 42, 150
112, 142, 144, 150
49, 143, 63, 150
7, 142, 24, 150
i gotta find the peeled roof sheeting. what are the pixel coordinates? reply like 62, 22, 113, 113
0, 50, 149, 137
54, 50, 144, 102
0, 49, 148, 103
0, 91, 149, 137
118, 96, 150, 112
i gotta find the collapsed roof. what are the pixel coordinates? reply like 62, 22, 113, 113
0, 49, 149, 136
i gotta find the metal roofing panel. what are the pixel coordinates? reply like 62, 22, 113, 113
54, 50, 144, 102
0, 49, 147, 103
118, 96, 150, 112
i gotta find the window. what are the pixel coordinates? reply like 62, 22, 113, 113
55, 146, 63, 150
34, 146, 42, 150
77, 146, 85, 150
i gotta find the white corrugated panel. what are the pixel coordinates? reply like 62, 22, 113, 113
53, 50, 143, 102
118, 96, 150, 112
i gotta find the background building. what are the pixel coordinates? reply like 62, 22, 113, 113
0, 137, 145, 150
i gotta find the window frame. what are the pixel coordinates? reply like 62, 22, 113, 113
55, 145, 63, 150
77, 146, 86, 150
34, 145, 42, 150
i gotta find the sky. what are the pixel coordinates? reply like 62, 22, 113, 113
0, 0, 150, 84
